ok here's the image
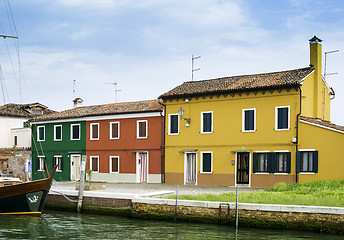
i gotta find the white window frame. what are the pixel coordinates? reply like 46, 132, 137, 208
54, 125, 62, 141
37, 155, 45, 171
70, 124, 81, 140
201, 111, 213, 134
109, 156, 120, 173
253, 150, 269, 175
274, 150, 289, 175
242, 108, 256, 132
90, 156, 99, 173
200, 151, 213, 174
168, 114, 179, 135
275, 106, 290, 131
137, 120, 148, 139
90, 123, 99, 140
53, 155, 63, 172
110, 122, 120, 139
37, 126, 45, 141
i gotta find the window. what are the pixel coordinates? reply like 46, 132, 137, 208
37, 156, 45, 171
276, 106, 290, 130
137, 120, 147, 138
242, 108, 255, 132
201, 111, 213, 133
37, 126, 45, 141
90, 123, 99, 140
71, 124, 80, 140
54, 125, 62, 141
90, 156, 99, 172
253, 152, 291, 174
297, 151, 318, 173
110, 156, 119, 173
14, 136, 17, 146
53, 156, 63, 171
201, 152, 212, 173
110, 122, 120, 139
169, 114, 179, 134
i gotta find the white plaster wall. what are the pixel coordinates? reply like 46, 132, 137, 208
11, 128, 31, 148
0, 117, 28, 148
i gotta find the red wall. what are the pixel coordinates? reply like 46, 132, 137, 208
86, 115, 162, 174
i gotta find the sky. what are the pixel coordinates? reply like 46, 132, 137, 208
0, 0, 343, 125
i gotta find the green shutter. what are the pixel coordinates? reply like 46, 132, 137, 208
252, 153, 258, 173
286, 152, 291, 173
296, 151, 301, 173
268, 152, 277, 173
36, 157, 40, 171
313, 151, 318, 173
170, 115, 178, 133
202, 153, 212, 173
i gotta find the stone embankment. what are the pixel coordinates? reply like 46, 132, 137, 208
46, 187, 344, 234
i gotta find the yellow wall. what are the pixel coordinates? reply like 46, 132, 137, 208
164, 88, 301, 187
298, 121, 344, 183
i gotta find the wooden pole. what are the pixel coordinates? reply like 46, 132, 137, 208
77, 155, 87, 212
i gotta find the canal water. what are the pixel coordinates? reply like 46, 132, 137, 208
0, 211, 341, 239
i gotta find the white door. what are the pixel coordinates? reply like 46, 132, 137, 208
136, 152, 148, 183
70, 154, 81, 181
184, 152, 197, 184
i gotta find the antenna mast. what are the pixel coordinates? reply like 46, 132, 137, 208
191, 55, 201, 81
105, 82, 121, 103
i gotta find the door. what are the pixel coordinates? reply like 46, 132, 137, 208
185, 152, 196, 184
237, 152, 249, 184
70, 154, 81, 181
136, 152, 148, 183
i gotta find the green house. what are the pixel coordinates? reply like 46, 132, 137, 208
31, 120, 86, 181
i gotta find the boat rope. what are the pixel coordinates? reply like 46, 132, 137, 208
49, 189, 78, 203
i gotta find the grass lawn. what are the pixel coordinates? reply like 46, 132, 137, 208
165, 180, 344, 207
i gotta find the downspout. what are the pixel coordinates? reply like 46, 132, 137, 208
295, 86, 302, 184
158, 100, 166, 183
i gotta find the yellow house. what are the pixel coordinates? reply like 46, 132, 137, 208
159, 36, 344, 188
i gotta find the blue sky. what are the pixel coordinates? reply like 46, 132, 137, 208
0, 0, 343, 125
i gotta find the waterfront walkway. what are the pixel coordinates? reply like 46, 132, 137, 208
50, 181, 262, 198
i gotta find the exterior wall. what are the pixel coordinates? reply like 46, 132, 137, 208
86, 114, 163, 183
164, 88, 300, 187
0, 148, 31, 180
0, 117, 27, 148
31, 121, 86, 181
298, 121, 344, 183
11, 128, 31, 148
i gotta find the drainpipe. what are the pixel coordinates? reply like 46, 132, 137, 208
295, 86, 302, 184
158, 100, 166, 183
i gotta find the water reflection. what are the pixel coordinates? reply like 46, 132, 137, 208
0, 211, 341, 239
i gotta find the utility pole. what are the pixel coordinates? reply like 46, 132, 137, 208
191, 55, 201, 81
105, 82, 121, 103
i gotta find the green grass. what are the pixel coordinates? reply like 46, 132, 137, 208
165, 180, 344, 207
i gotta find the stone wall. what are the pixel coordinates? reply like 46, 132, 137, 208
0, 147, 31, 180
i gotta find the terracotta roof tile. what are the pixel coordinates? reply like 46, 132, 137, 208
159, 67, 313, 99
0, 103, 55, 118
30, 99, 163, 122
300, 116, 344, 132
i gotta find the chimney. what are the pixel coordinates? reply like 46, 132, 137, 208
73, 98, 83, 108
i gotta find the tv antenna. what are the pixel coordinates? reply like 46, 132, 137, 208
324, 50, 339, 80
105, 82, 121, 103
0, 34, 18, 39
73, 80, 76, 98
192, 55, 201, 81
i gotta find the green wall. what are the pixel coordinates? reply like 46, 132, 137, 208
31, 121, 86, 181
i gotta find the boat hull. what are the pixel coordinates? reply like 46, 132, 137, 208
0, 166, 57, 216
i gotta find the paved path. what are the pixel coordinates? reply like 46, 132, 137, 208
50, 181, 263, 198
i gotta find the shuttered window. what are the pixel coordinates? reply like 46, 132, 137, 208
110, 122, 119, 139
37, 156, 46, 171
53, 156, 63, 171
169, 114, 179, 134
201, 152, 212, 173
90, 123, 99, 140
137, 120, 147, 138
110, 156, 119, 173
253, 152, 291, 174
243, 109, 255, 132
296, 151, 318, 173
90, 156, 99, 172
201, 112, 213, 133
276, 106, 289, 130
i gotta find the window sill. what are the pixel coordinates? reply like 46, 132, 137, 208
54, 139, 62, 141
168, 133, 179, 135
90, 139, 99, 141
109, 138, 120, 140
200, 132, 213, 134
137, 137, 148, 139
274, 173, 289, 175
200, 172, 212, 174
254, 172, 269, 175
71, 139, 80, 141
242, 130, 256, 133
299, 172, 315, 175
274, 128, 290, 131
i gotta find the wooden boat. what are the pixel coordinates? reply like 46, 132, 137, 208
0, 165, 57, 216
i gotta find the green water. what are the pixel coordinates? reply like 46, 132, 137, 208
0, 211, 341, 239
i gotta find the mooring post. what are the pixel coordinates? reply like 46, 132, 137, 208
175, 184, 179, 221
235, 184, 239, 229
77, 155, 87, 212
